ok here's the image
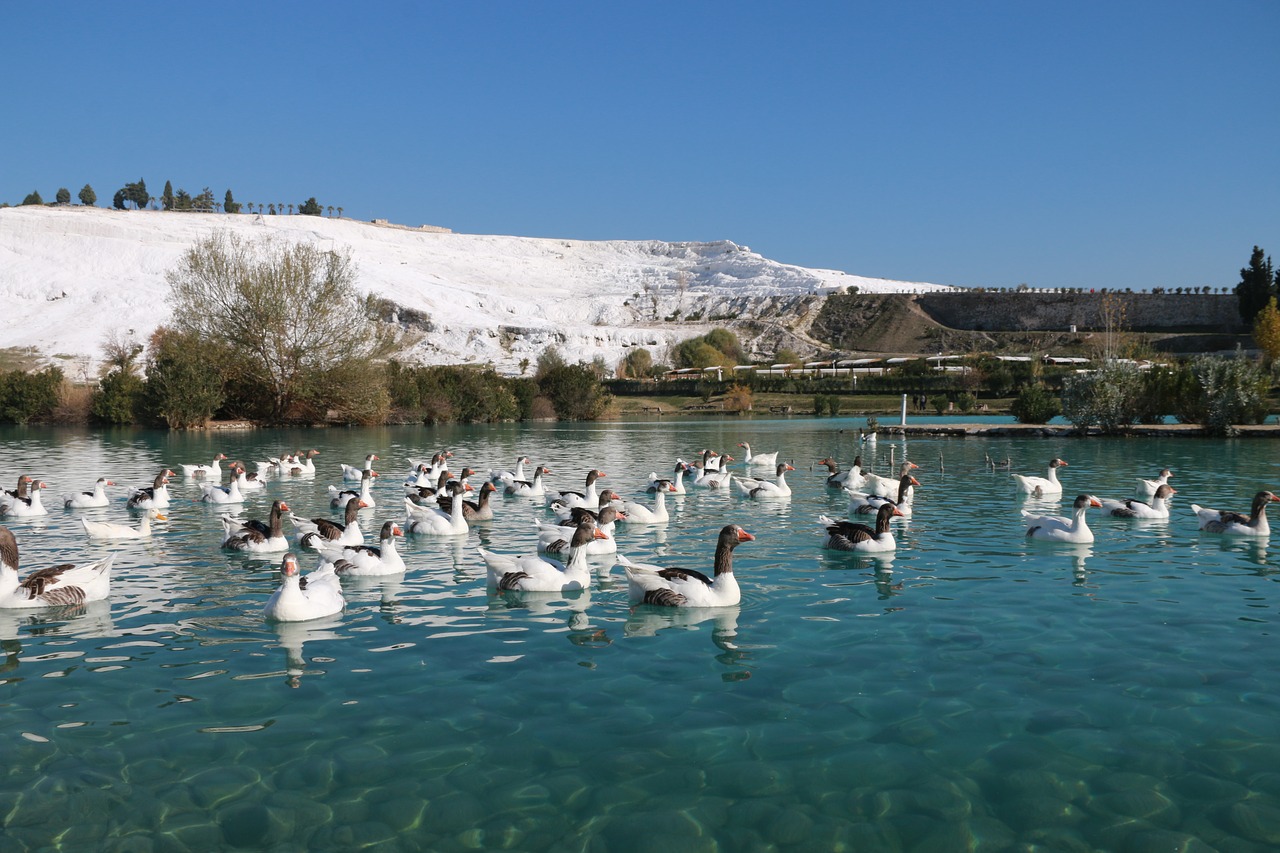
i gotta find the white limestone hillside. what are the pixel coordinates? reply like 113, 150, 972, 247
0, 206, 953, 375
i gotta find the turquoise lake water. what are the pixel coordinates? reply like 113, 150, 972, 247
1, 419, 1278, 851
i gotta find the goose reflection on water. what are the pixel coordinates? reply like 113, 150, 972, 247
818, 550, 903, 601
622, 604, 751, 677
0, 598, 114, 642
270, 614, 346, 688
1210, 536, 1270, 569
489, 587, 596, 628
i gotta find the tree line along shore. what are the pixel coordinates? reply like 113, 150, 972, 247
2, 236, 1278, 437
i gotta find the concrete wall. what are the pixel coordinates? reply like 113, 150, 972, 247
917, 292, 1244, 333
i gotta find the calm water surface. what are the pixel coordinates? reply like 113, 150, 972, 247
1, 420, 1278, 851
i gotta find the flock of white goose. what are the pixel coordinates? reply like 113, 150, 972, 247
0, 443, 1275, 620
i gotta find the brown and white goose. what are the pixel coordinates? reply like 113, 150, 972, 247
0, 525, 114, 608
292, 496, 366, 550
1102, 484, 1176, 519
222, 500, 291, 552
1192, 491, 1279, 536
819, 503, 902, 553
848, 473, 919, 518
618, 524, 755, 607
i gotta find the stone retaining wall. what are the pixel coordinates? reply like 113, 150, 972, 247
917, 292, 1244, 333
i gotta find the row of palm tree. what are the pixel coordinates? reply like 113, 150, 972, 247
155, 202, 345, 217
237, 203, 344, 217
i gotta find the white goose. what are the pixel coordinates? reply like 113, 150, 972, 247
618, 524, 754, 607
404, 485, 469, 536
737, 442, 779, 469
320, 521, 406, 576
481, 516, 606, 593
221, 500, 291, 552
263, 553, 344, 622
404, 464, 436, 490
1013, 458, 1068, 497
550, 489, 621, 523
232, 463, 266, 492
505, 465, 550, 498
547, 470, 607, 511
181, 453, 227, 479
0, 526, 114, 608
538, 505, 622, 556
200, 464, 246, 504
817, 456, 863, 490
407, 451, 452, 483
489, 456, 529, 487
285, 449, 321, 476
1191, 491, 1279, 536
699, 449, 733, 473
732, 463, 794, 499
647, 461, 690, 495
0, 481, 48, 518
692, 466, 733, 489
863, 461, 919, 498
819, 503, 902, 553
1136, 468, 1173, 498
1101, 485, 1176, 519
292, 497, 365, 550
127, 470, 175, 510
329, 469, 377, 508
619, 484, 674, 525
82, 508, 166, 540
341, 453, 378, 482
63, 478, 115, 509
1023, 494, 1103, 543
848, 473, 919, 518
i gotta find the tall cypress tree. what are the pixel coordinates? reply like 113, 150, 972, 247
223, 189, 241, 214
1236, 245, 1277, 324
162, 180, 175, 211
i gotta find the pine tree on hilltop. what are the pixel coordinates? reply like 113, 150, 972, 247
299, 197, 322, 216
21, 190, 43, 206
56, 187, 71, 205
162, 181, 175, 211
112, 178, 149, 210
223, 189, 241, 214
78, 184, 96, 206
1236, 245, 1277, 324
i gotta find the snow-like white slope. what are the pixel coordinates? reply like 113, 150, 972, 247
0, 206, 952, 374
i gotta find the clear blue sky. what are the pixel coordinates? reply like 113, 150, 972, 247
5, 1, 1278, 291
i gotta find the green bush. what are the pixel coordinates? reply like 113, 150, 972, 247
538, 363, 611, 420
91, 369, 145, 424
672, 329, 742, 369
1062, 364, 1143, 433
143, 327, 225, 428
1009, 384, 1061, 424
1183, 355, 1269, 435
0, 367, 63, 424
954, 392, 977, 413
387, 363, 522, 424
811, 393, 841, 416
